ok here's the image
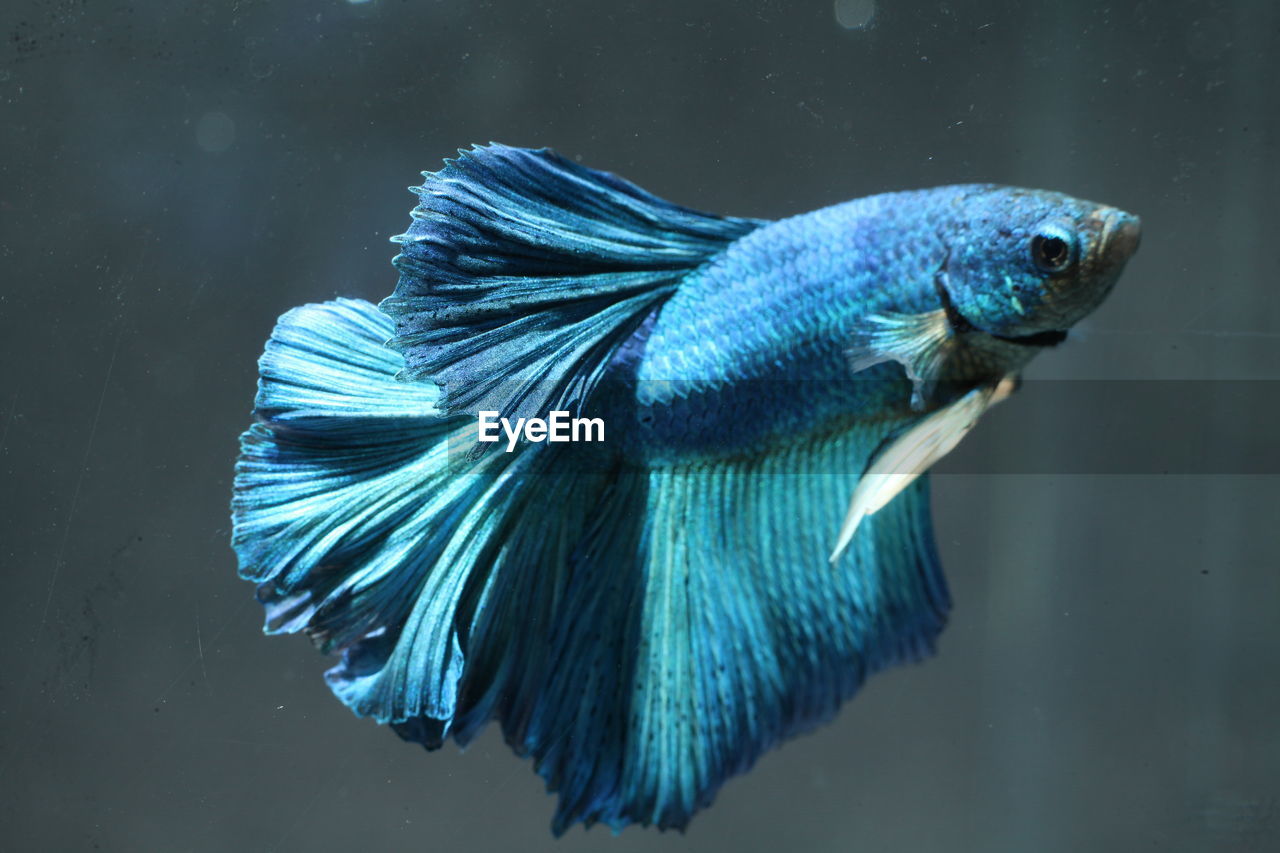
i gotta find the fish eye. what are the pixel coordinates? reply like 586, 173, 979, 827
1029, 225, 1076, 274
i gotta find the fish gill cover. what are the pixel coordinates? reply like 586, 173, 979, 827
229, 143, 1140, 834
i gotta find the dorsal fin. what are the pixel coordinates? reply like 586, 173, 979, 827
380, 144, 763, 422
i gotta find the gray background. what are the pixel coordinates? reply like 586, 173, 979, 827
2, 1, 1277, 851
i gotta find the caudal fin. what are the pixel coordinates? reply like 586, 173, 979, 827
232, 298, 562, 730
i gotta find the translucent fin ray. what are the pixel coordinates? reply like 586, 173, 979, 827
829, 374, 1019, 563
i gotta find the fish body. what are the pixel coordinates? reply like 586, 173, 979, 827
231, 145, 1139, 833
608, 185, 1137, 463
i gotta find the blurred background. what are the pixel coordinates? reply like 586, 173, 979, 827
1, 1, 1277, 850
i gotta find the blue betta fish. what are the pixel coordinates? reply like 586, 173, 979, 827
232, 144, 1139, 833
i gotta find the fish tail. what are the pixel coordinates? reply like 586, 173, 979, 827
232, 297, 632, 752
233, 298, 497, 728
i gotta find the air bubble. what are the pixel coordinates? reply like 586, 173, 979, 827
196, 111, 235, 153
834, 0, 876, 30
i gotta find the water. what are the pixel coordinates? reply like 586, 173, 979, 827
1, 1, 1276, 850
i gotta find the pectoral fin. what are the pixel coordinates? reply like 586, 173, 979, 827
829, 375, 1018, 563
846, 309, 956, 409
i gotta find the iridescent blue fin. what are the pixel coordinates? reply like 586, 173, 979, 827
506, 427, 949, 833
232, 298, 593, 732
381, 143, 763, 421
232, 296, 446, 649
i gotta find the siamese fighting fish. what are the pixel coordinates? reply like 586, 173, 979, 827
231, 144, 1140, 834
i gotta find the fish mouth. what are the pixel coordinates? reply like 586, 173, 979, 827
1089, 207, 1142, 268
990, 328, 1068, 347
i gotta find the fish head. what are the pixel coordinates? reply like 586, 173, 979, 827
938, 186, 1141, 341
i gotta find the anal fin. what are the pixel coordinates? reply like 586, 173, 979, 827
512, 424, 949, 833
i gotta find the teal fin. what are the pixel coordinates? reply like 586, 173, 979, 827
381, 143, 763, 424
232, 297, 448, 649
511, 426, 949, 833
232, 299, 605, 734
